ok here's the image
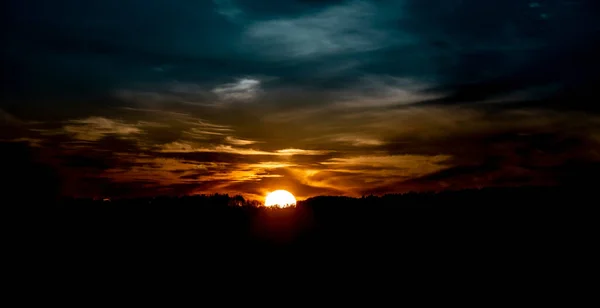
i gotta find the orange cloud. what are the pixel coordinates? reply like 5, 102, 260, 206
63, 117, 142, 141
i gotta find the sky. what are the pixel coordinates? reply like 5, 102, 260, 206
2, 0, 600, 201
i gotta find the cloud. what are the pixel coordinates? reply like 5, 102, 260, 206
160, 142, 274, 155
4, 0, 599, 202
159, 141, 329, 156
0, 137, 44, 148
191, 119, 233, 130
98, 155, 299, 199
329, 135, 383, 147
225, 136, 258, 146
334, 76, 442, 107
118, 107, 193, 118
275, 148, 329, 155
212, 78, 261, 101
63, 117, 142, 141
183, 129, 227, 139
372, 108, 600, 192
213, 0, 244, 22
14, 104, 600, 200
282, 154, 450, 196
322, 154, 450, 172
0, 109, 23, 126
249, 162, 296, 169
182, 121, 235, 139
246, 1, 391, 58
116, 83, 218, 107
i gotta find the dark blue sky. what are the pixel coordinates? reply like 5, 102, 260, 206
2, 1, 600, 199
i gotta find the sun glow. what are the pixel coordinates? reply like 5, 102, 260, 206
264, 190, 297, 208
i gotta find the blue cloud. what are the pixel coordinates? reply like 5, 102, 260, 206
2, 0, 599, 110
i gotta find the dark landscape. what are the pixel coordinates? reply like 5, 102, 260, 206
3, 1, 599, 294
6, 185, 595, 297
14, 186, 593, 258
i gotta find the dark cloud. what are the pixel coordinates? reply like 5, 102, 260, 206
378, 111, 600, 193
4, 0, 599, 108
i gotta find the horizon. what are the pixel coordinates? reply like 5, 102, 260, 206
43, 183, 574, 204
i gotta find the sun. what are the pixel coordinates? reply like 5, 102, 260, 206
264, 190, 297, 208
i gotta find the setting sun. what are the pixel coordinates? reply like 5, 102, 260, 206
264, 190, 297, 208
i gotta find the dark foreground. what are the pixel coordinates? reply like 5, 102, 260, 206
7, 186, 595, 294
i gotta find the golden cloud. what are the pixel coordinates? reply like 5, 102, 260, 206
160, 141, 330, 156
62, 117, 142, 141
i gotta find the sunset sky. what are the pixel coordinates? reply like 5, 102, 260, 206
2, 0, 600, 201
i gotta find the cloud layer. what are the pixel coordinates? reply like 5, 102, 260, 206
2, 0, 600, 201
